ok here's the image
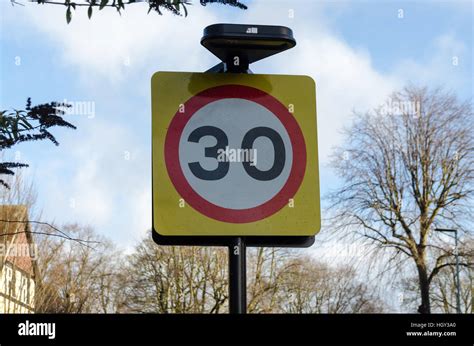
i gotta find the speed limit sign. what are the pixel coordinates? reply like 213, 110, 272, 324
152, 72, 320, 236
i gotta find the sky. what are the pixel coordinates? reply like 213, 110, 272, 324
0, 0, 472, 303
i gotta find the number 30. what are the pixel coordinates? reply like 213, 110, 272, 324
187, 126, 286, 181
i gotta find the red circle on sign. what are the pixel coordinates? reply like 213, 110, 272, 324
164, 85, 307, 223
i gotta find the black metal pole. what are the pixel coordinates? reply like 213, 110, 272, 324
229, 237, 246, 314
221, 55, 249, 314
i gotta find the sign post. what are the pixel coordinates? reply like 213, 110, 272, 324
151, 24, 320, 314
229, 237, 246, 313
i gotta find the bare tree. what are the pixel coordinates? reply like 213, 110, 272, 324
400, 236, 473, 313
0, 172, 113, 313
121, 236, 384, 313
260, 256, 383, 313
119, 237, 228, 313
328, 86, 474, 313
34, 224, 119, 313
247, 248, 297, 313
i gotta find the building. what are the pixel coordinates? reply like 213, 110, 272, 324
0, 205, 36, 313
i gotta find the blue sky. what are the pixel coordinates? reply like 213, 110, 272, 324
0, 0, 472, 262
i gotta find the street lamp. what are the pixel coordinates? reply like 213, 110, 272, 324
201, 23, 296, 73
434, 228, 461, 314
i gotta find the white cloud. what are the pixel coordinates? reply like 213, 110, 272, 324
393, 33, 469, 91
31, 117, 150, 243
13, 3, 219, 84
287, 36, 400, 162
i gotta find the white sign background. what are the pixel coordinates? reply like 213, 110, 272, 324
179, 98, 293, 210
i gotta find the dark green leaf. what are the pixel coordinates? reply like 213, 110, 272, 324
99, 0, 108, 10
66, 7, 72, 24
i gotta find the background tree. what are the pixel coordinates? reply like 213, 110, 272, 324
276, 257, 383, 313
329, 86, 474, 313
119, 237, 228, 313
0, 98, 76, 188
15, 0, 247, 24
0, 173, 103, 312
246, 250, 383, 313
247, 248, 294, 313
119, 235, 384, 313
34, 224, 119, 313
400, 236, 473, 313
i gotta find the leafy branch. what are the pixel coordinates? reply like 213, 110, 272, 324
0, 98, 76, 188
12, 0, 247, 23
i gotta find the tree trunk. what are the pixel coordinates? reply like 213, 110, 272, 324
416, 264, 431, 314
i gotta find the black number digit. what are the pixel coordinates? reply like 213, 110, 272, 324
187, 126, 286, 181
241, 126, 285, 181
187, 126, 229, 180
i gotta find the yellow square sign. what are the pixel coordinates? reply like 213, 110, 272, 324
152, 71, 320, 236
